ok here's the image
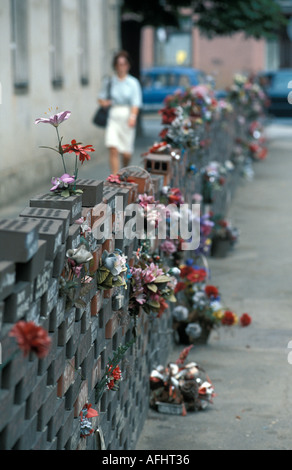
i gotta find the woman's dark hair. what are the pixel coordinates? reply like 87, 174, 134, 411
112, 50, 132, 69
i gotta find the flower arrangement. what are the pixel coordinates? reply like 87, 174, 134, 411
172, 257, 251, 344
129, 253, 177, 318
35, 108, 95, 197
149, 345, 215, 415
95, 249, 129, 291
59, 243, 94, 310
209, 213, 239, 257
159, 106, 201, 150
95, 340, 135, 403
162, 84, 219, 124
79, 404, 98, 438
227, 73, 269, 120
200, 160, 232, 205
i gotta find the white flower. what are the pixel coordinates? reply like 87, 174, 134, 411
185, 322, 202, 339
172, 305, 189, 321
66, 244, 93, 264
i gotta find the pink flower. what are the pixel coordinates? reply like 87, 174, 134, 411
35, 110, 71, 127
107, 174, 121, 184
139, 193, 157, 208
50, 173, 75, 191
160, 239, 177, 255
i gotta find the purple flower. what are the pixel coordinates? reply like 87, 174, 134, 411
50, 173, 75, 191
160, 239, 177, 255
35, 110, 71, 127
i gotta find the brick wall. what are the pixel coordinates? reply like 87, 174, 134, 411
0, 108, 248, 450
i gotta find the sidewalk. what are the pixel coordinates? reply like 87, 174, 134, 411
136, 120, 292, 450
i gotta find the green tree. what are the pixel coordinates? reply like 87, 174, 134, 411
122, 0, 287, 38
121, 0, 287, 78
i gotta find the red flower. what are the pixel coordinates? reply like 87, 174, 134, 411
9, 321, 51, 358
80, 403, 98, 419
158, 298, 169, 317
205, 285, 219, 298
240, 313, 252, 327
186, 268, 207, 283
148, 142, 168, 153
221, 311, 237, 326
62, 139, 95, 164
180, 266, 195, 278
107, 365, 122, 390
176, 345, 193, 365
175, 282, 186, 294
258, 147, 268, 160
159, 128, 169, 139
158, 107, 177, 124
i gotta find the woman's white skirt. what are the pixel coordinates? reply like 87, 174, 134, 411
105, 106, 136, 154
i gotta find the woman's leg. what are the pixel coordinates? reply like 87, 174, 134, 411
122, 152, 131, 168
109, 147, 120, 174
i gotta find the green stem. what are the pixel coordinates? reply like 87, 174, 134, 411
74, 155, 78, 190
56, 127, 67, 174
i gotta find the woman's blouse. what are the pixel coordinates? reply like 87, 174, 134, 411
99, 74, 142, 108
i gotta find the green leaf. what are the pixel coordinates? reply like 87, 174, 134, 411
165, 294, 177, 303
148, 300, 160, 308
113, 276, 126, 287
154, 275, 171, 283
96, 268, 110, 285
147, 283, 158, 293
61, 189, 70, 198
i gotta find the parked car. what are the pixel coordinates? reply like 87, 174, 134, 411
260, 69, 292, 117
141, 66, 212, 112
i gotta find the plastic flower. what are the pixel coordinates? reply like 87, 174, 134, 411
9, 321, 51, 358
50, 173, 75, 191
66, 245, 93, 264
221, 310, 238, 326
138, 193, 157, 209
35, 110, 71, 127
157, 298, 169, 317
107, 174, 121, 184
176, 345, 193, 365
101, 250, 127, 278
205, 285, 219, 299
240, 313, 252, 327
186, 268, 207, 283
160, 239, 177, 255
62, 139, 95, 164
107, 365, 122, 390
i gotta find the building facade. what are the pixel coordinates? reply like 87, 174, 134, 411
0, 0, 120, 207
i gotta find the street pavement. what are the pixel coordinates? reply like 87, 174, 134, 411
135, 118, 292, 450
1, 115, 292, 451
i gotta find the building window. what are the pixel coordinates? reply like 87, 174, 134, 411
50, 0, 63, 89
10, 0, 29, 93
78, 0, 90, 86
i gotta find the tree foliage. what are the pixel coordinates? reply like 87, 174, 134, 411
121, 0, 287, 38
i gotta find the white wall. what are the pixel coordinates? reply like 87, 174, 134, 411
0, 0, 120, 206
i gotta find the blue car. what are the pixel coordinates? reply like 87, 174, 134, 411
141, 66, 210, 112
260, 69, 292, 117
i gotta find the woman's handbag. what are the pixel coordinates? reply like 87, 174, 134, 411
92, 77, 112, 128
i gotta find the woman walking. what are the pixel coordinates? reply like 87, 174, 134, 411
98, 50, 142, 174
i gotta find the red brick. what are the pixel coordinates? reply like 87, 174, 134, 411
57, 357, 75, 397
73, 380, 88, 418
105, 311, 120, 339
90, 291, 103, 316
